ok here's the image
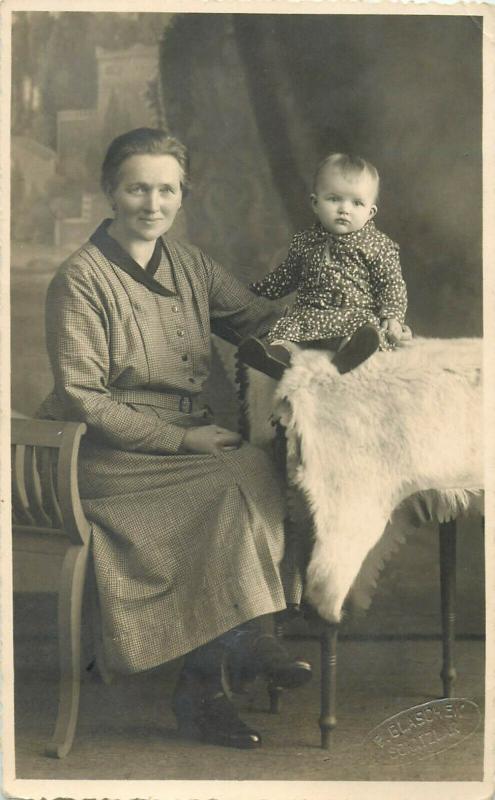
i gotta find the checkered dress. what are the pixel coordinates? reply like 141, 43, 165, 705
250, 221, 407, 349
38, 223, 291, 674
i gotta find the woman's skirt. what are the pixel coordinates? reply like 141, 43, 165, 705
78, 434, 291, 673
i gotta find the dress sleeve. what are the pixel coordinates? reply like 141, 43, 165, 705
368, 240, 408, 323
248, 234, 303, 299
203, 254, 282, 344
45, 265, 186, 454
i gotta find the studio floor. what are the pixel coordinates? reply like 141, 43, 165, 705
8, 509, 486, 788
11, 596, 485, 785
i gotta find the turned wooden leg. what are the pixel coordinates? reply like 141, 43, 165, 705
439, 520, 457, 698
235, 355, 250, 441
274, 616, 284, 640
46, 543, 89, 758
320, 622, 338, 749
268, 682, 283, 714
267, 615, 284, 713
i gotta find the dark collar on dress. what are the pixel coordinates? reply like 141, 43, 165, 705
90, 219, 176, 297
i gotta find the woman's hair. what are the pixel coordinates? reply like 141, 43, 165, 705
313, 153, 380, 200
101, 128, 191, 196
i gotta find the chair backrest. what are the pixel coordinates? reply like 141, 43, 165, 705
11, 419, 90, 546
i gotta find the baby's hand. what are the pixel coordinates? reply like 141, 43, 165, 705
380, 317, 403, 345
399, 324, 413, 342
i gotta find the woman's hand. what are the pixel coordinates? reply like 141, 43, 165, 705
180, 425, 242, 455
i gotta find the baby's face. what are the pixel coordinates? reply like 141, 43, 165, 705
311, 167, 378, 235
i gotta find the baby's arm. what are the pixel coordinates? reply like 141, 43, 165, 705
249, 234, 303, 299
369, 240, 408, 325
369, 240, 409, 345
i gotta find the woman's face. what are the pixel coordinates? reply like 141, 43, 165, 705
109, 154, 183, 241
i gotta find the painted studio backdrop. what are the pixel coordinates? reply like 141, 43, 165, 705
11, 12, 484, 632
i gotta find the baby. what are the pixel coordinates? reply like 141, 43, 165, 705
240, 153, 411, 377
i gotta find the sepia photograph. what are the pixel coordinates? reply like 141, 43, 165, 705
1, 2, 493, 799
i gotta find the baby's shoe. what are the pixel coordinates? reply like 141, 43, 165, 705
332, 324, 380, 374
238, 336, 292, 380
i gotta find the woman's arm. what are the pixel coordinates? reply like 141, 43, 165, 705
45, 265, 186, 454
204, 254, 283, 343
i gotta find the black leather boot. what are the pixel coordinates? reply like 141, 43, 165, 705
172, 642, 262, 749
332, 324, 380, 374
238, 336, 291, 380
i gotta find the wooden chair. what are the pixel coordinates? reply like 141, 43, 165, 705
235, 355, 460, 750
11, 407, 281, 757
11, 418, 95, 758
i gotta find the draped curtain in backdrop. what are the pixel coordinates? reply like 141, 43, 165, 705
159, 13, 482, 421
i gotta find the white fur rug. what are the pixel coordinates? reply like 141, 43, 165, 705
247, 337, 483, 622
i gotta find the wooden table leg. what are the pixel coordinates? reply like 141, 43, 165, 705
268, 683, 283, 714
439, 520, 457, 698
320, 622, 338, 749
265, 616, 284, 713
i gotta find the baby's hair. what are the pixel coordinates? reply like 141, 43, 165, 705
313, 153, 380, 200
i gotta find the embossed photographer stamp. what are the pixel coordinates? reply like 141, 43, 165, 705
364, 698, 481, 765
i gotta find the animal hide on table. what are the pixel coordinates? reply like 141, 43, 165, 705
247, 337, 483, 622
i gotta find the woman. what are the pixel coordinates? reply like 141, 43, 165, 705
37, 128, 311, 750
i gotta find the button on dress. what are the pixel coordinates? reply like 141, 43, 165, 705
38, 221, 292, 673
